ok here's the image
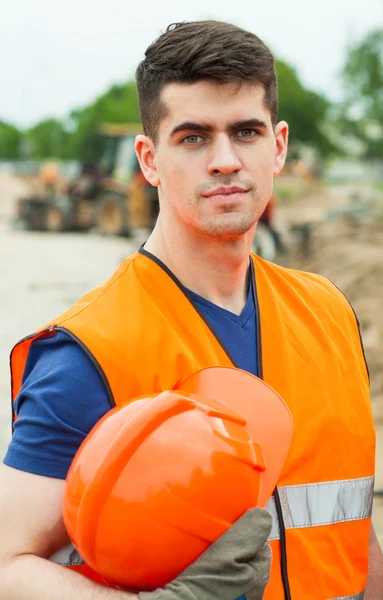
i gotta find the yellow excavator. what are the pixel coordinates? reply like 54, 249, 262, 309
16, 124, 158, 236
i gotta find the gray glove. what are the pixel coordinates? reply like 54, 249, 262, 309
139, 507, 272, 600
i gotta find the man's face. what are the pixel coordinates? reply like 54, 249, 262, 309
137, 80, 288, 239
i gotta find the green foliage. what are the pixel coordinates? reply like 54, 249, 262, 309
276, 60, 335, 158
0, 121, 22, 159
66, 82, 141, 162
344, 30, 383, 113
26, 118, 70, 160
342, 29, 383, 157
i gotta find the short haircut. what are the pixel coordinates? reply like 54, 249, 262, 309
136, 20, 278, 142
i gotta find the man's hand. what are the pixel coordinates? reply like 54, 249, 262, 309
139, 508, 272, 600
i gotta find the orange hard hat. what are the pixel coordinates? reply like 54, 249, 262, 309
63, 367, 293, 592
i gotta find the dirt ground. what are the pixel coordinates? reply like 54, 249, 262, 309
1, 173, 382, 543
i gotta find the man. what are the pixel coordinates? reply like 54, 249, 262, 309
0, 20, 382, 600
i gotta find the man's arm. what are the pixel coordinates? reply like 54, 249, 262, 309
0, 463, 272, 600
365, 523, 383, 600
0, 464, 138, 600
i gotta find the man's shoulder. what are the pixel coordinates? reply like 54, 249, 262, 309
251, 252, 334, 287
45, 252, 142, 329
251, 253, 352, 311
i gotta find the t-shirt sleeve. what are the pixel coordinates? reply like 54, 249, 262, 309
4, 330, 112, 479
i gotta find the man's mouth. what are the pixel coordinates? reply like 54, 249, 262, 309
201, 186, 249, 198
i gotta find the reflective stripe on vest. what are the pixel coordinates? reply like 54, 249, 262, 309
267, 476, 374, 541
328, 594, 364, 600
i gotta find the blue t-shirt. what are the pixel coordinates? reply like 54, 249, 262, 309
4, 283, 258, 479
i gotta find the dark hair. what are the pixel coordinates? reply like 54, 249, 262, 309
136, 20, 278, 142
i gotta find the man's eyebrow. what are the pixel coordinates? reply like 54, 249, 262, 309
170, 118, 268, 137
170, 122, 214, 136
229, 118, 268, 131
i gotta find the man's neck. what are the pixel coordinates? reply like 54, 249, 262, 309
144, 218, 254, 316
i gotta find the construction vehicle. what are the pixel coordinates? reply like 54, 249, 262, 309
16, 124, 159, 236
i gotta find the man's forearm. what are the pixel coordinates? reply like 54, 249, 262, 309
0, 554, 139, 600
365, 524, 383, 600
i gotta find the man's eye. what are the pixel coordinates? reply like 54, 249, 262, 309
182, 135, 204, 145
237, 129, 257, 139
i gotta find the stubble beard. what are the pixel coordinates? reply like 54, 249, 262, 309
198, 212, 255, 239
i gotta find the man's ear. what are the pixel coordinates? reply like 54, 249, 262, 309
273, 121, 289, 176
134, 135, 160, 186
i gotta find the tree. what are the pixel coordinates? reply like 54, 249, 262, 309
26, 119, 70, 159
0, 121, 22, 159
67, 82, 141, 162
276, 60, 335, 159
341, 29, 383, 157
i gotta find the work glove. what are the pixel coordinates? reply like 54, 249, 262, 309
139, 507, 272, 600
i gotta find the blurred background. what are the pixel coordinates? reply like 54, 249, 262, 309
1, 0, 383, 539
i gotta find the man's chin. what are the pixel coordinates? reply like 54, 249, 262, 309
197, 215, 255, 238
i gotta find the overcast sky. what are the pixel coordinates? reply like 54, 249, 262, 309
2, 0, 383, 128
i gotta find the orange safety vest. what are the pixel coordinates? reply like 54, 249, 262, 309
10, 249, 375, 600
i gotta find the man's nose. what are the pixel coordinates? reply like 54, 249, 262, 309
207, 134, 242, 176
